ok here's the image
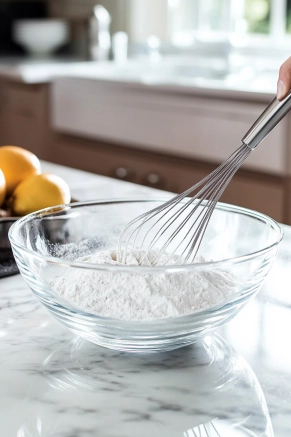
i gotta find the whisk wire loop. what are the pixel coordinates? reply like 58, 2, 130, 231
178, 145, 250, 264
118, 144, 251, 265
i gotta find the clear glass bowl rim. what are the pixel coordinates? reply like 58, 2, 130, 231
8, 198, 284, 274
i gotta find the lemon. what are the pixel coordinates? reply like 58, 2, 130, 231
10, 173, 71, 216
0, 169, 6, 207
0, 145, 41, 195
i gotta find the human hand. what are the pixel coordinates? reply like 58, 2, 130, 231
277, 56, 291, 100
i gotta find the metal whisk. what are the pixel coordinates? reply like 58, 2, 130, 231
118, 92, 291, 265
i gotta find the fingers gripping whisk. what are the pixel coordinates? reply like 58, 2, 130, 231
117, 144, 251, 265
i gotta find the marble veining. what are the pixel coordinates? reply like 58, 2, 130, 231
1, 162, 291, 436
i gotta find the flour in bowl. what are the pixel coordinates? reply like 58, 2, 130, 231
51, 248, 238, 321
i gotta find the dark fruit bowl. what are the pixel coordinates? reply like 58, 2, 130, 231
0, 214, 19, 277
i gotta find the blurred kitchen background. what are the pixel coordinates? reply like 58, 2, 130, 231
1, 0, 291, 223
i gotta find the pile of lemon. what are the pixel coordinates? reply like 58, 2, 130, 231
0, 145, 71, 216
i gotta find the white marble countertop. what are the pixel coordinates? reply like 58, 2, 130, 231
0, 55, 278, 101
0, 56, 90, 84
1, 162, 291, 437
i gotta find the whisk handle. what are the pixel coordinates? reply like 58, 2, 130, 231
242, 91, 291, 149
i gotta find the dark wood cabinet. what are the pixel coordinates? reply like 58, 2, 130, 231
0, 80, 50, 159
0, 78, 288, 224
50, 132, 286, 223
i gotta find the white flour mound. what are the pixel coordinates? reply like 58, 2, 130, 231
51, 249, 238, 321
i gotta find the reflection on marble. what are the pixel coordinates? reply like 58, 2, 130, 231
1, 323, 273, 437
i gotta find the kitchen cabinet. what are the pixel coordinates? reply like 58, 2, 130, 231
50, 76, 291, 223
0, 73, 289, 224
50, 132, 286, 223
51, 77, 288, 176
0, 79, 50, 159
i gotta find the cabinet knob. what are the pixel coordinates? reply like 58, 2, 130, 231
145, 173, 163, 188
114, 167, 130, 179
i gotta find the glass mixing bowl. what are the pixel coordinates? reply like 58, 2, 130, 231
9, 199, 283, 353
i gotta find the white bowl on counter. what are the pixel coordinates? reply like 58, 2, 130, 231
13, 19, 69, 56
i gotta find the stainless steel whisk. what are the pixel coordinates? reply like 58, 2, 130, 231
118, 92, 291, 265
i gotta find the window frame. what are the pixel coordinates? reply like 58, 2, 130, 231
168, 0, 291, 50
